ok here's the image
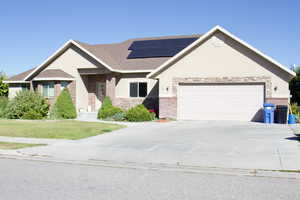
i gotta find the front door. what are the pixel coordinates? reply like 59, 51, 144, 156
95, 82, 106, 111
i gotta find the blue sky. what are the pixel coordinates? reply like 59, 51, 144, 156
0, 0, 299, 76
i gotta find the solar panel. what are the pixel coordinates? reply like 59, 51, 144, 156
128, 47, 183, 58
127, 37, 198, 59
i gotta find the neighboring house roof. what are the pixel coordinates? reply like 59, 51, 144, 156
33, 69, 74, 81
147, 26, 296, 78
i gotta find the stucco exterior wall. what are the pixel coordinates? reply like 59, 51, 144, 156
39, 45, 108, 111
157, 31, 292, 99
114, 73, 159, 111
115, 73, 158, 98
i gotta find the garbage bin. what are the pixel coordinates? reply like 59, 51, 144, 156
275, 105, 288, 124
263, 103, 275, 123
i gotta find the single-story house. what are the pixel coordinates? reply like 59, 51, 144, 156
5, 26, 295, 121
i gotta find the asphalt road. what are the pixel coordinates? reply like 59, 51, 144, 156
0, 158, 299, 200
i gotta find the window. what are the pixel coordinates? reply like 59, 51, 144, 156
43, 82, 55, 97
130, 82, 147, 97
61, 81, 69, 90
21, 84, 30, 91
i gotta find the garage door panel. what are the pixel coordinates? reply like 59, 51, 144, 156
178, 84, 264, 121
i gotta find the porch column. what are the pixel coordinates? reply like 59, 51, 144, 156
29, 81, 34, 91
106, 74, 116, 103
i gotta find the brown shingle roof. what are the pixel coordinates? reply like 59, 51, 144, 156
6, 67, 36, 81
76, 34, 202, 71
34, 69, 73, 79
8, 34, 202, 82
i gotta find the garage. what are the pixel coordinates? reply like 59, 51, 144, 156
177, 84, 265, 121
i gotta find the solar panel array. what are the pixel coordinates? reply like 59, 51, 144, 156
127, 37, 199, 59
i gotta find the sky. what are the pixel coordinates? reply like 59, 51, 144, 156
0, 0, 299, 76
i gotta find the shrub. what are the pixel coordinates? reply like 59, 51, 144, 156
0, 72, 8, 97
99, 106, 123, 119
22, 110, 43, 120
97, 96, 123, 119
0, 96, 8, 118
290, 103, 300, 118
50, 88, 77, 119
111, 111, 126, 121
125, 104, 155, 122
5, 90, 49, 119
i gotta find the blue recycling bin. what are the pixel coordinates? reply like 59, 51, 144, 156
288, 114, 297, 124
263, 103, 275, 123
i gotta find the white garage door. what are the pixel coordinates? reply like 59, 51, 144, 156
178, 84, 264, 121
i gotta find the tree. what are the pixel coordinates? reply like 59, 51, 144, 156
289, 67, 300, 104
50, 88, 77, 119
0, 71, 8, 96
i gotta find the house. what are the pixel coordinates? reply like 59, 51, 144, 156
5, 26, 295, 121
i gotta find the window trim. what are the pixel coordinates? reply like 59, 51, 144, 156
42, 82, 55, 98
129, 82, 148, 98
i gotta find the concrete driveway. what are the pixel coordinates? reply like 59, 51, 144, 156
9, 121, 300, 170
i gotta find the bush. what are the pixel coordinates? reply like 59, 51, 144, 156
97, 96, 123, 119
22, 110, 43, 120
125, 104, 155, 122
290, 103, 300, 118
5, 90, 49, 119
0, 96, 8, 118
99, 106, 123, 119
50, 88, 77, 119
111, 111, 126, 121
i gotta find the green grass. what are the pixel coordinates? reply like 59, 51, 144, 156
0, 142, 46, 150
0, 120, 125, 140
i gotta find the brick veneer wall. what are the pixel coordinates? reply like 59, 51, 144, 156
265, 98, 289, 105
114, 97, 159, 112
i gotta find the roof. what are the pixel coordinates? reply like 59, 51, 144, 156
74, 34, 202, 71
147, 25, 296, 78
5, 68, 36, 82
8, 34, 202, 82
33, 69, 74, 81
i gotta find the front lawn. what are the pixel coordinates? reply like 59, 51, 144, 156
0, 120, 125, 140
0, 142, 46, 150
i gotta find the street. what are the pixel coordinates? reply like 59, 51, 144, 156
0, 158, 299, 200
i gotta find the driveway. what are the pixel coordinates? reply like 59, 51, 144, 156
5, 121, 300, 170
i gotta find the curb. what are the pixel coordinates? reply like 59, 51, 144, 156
1, 153, 300, 179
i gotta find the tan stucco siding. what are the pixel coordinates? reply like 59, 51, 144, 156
157, 31, 291, 98
41, 45, 108, 111
115, 73, 158, 98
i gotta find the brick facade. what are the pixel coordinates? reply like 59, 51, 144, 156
114, 97, 159, 112
265, 98, 289, 105
159, 97, 177, 119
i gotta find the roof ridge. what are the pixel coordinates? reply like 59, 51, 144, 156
76, 34, 202, 46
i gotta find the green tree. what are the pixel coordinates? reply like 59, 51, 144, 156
0, 71, 8, 96
290, 67, 300, 104
50, 88, 77, 119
